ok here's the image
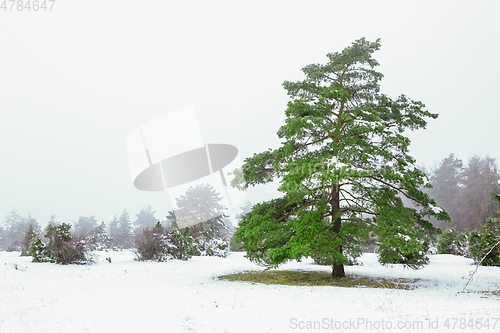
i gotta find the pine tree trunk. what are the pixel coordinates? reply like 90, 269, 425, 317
331, 183, 346, 277
333, 258, 346, 277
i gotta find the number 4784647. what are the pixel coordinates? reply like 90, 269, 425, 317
1, 0, 56, 11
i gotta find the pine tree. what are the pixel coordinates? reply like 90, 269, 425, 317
73, 216, 98, 237
459, 156, 500, 231
110, 210, 133, 249
133, 205, 157, 232
2, 209, 41, 252
88, 222, 112, 250
21, 222, 41, 256
109, 215, 119, 246
426, 153, 463, 229
3, 208, 26, 251
174, 183, 229, 238
467, 189, 500, 266
174, 183, 227, 226
232, 38, 449, 276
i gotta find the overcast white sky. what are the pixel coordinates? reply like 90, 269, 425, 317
1, 0, 499, 226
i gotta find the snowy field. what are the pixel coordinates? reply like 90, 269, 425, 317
1, 251, 500, 333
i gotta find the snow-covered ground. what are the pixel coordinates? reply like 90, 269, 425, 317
1, 251, 499, 333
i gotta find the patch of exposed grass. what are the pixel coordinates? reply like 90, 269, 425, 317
218, 270, 419, 290
476, 290, 500, 298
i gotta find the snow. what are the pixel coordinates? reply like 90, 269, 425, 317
1, 251, 500, 332
396, 233, 411, 242
429, 204, 444, 214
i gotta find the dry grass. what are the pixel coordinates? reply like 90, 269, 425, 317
476, 290, 500, 298
219, 270, 420, 290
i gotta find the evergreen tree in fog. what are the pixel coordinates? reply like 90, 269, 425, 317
458, 155, 500, 230
427, 154, 500, 231
133, 205, 157, 232
73, 216, 99, 237
173, 183, 230, 238
2, 209, 41, 251
110, 210, 134, 248
427, 154, 464, 229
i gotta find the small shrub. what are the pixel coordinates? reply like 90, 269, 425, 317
135, 222, 229, 261
197, 237, 229, 258
468, 219, 500, 266
437, 227, 468, 255
29, 223, 93, 265
29, 236, 45, 262
86, 222, 113, 251
21, 224, 39, 256
135, 226, 169, 261
135, 224, 196, 261
172, 227, 199, 260
51, 237, 90, 265
456, 231, 472, 258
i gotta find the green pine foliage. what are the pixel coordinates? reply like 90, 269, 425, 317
437, 227, 469, 256
437, 228, 459, 255
467, 190, 500, 266
468, 220, 500, 266
435, 189, 500, 265
29, 236, 45, 262
21, 223, 40, 256
232, 38, 449, 276
86, 222, 113, 250
135, 223, 193, 261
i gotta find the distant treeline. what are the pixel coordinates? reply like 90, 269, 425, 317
424, 154, 500, 231
0, 206, 161, 252
0, 183, 235, 253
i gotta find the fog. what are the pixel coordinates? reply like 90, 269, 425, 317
1, 0, 499, 226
